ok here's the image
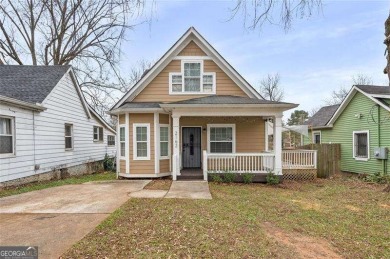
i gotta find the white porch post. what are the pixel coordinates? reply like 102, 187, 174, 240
172, 114, 181, 180
273, 116, 283, 175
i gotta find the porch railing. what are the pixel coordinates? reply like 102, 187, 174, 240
202, 151, 275, 180
282, 150, 317, 169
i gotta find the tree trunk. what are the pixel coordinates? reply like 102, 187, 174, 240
385, 14, 390, 85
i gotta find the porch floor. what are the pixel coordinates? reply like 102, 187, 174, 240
178, 168, 203, 181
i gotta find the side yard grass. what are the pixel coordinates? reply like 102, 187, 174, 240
0, 172, 116, 198
64, 178, 390, 259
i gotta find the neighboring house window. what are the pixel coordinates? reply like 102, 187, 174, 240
120, 127, 125, 158
313, 131, 321, 144
65, 124, 73, 150
353, 130, 369, 160
108, 135, 115, 146
169, 60, 216, 94
207, 124, 235, 153
160, 125, 169, 158
93, 126, 103, 141
0, 116, 14, 155
133, 123, 150, 160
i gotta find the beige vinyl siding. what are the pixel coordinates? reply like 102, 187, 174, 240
159, 114, 169, 124
129, 113, 155, 174
131, 60, 248, 102
178, 41, 207, 56
160, 160, 170, 173
119, 160, 126, 173
180, 117, 265, 153
119, 114, 125, 124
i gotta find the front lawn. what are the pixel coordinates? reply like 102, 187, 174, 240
0, 172, 116, 198
64, 178, 390, 258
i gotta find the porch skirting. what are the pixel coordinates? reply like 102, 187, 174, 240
282, 169, 317, 181
207, 173, 283, 183
118, 172, 171, 178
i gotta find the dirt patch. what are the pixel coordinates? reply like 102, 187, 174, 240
291, 199, 323, 211
144, 179, 172, 190
379, 203, 390, 209
345, 205, 362, 212
262, 222, 343, 259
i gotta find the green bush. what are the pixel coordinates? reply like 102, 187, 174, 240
242, 173, 254, 184
103, 154, 115, 172
223, 171, 236, 183
210, 173, 223, 183
363, 172, 390, 184
266, 172, 280, 185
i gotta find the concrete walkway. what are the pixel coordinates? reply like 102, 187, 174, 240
0, 180, 150, 259
165, 181, 212, 199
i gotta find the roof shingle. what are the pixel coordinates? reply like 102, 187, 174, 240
355, 85, 390, 95
0, 65, 70, 104
305, 104, 339, 128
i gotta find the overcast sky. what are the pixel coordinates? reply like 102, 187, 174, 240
119, 0, 389, 118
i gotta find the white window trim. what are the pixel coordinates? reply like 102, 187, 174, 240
313, 131, 321, 144
133, 123, 151, 160
352, 130, 370, 161
169, 59, 216, 95
93, 126, 103, 142
0, 115, 15, 157
207, 124, 236, 153
65, 123, 73, 151
119, 124, 126, 159
159, 124, 170, 159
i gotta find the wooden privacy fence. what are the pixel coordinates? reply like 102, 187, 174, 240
299, 144, 341, 178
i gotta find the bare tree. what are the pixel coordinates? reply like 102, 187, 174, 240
0, 0, 147, 116
384, 12, 390, 85
230, 0, 323, 31
352, 74, 373, 85
259, 73, 284, 101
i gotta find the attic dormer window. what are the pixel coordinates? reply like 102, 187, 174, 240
169, 60, 216, 94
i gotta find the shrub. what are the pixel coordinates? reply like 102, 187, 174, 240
223, 171, 236, 183
266, 172, 280, 185
210, 173, 223, 183
103, 154, 115, 172
242, 173, 254, 184
363, 172, 390, 184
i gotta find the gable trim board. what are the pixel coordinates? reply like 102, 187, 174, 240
112, 27, 262, 110
328, 86, 390, 126
0, 95, 46, 111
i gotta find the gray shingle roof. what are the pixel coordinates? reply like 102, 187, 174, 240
165, 95, 293, 105
0, 65, 70, 104
355, 85, 390, 95
305, 104, 339, 127
119, 102, 161, 109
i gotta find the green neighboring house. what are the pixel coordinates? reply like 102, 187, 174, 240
304, 85, 390, 175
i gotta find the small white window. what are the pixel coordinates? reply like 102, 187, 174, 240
313, 131, 321, 144
207, 124, 236, 153
353, 131, 369, 160
133, 123, 150, 160
119, 127, 125, 158
93, 126, 103, 142
202, 73, 215, 93
108, 135, 115, 146
160, 125, 169, 158
0, 116, 15, 155
65, 124, 73, 150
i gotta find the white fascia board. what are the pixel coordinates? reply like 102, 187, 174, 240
89, 106, 116, 134
108, 108, 165, 115
0, 95, 46, 111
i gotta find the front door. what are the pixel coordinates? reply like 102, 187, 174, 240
182, 127, 201, 168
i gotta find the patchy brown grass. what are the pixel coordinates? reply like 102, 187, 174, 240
64, 177, 390, 259
144, 179, 172, 191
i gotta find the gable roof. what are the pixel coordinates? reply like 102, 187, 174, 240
304, 104, 339, 128
327, 85, 390, 126
88, 105, 116, 134
0, 65, 71, 104
112, 27, 263, 110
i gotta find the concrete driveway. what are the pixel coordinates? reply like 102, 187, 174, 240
0, 180, 150, 259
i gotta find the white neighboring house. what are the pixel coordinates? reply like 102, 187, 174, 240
0, 65, 116, 186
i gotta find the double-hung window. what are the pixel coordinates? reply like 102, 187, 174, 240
133, 124, 150, 160
65, 124, 73, 150
170, 60, 216, 94
0, 116, 15, 155
119, 127, 125, 158
208, 124, 235, 153
160, 125, 169, 158
108, 135, 115, 146
93, 126, 103, 142
353, 130, 369, 160
313, 131, 321, 144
